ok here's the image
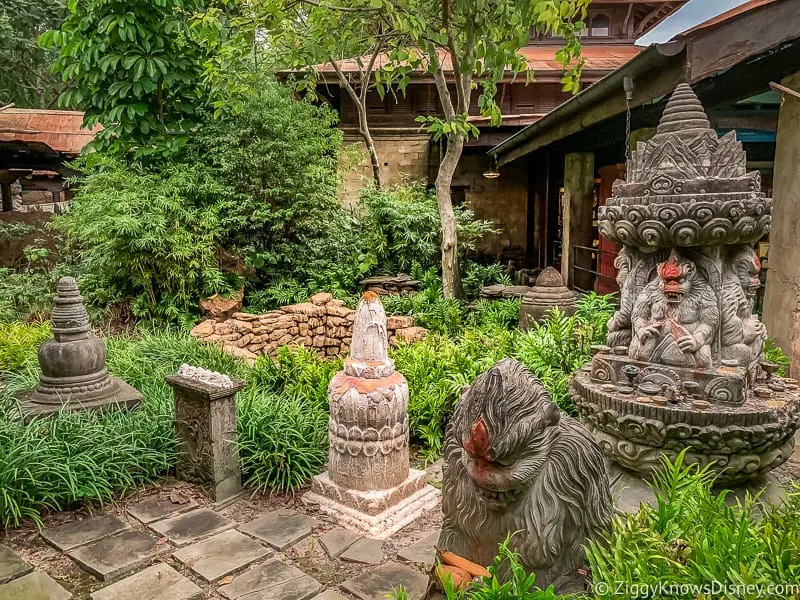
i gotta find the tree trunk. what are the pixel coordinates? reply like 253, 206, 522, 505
358, 110, 383, 188
435, 134, 464, 299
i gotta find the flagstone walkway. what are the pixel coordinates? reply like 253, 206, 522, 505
0, 465, 444, 600
2, 455, 797, 600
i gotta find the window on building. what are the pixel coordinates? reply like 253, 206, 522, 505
590, 14, 610, 37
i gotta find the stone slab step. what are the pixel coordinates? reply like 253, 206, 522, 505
41, 515, 130, 552
0, 544, 33, 584
218, 559, 321, 600
67, 530, 171, 582
238, 510, 320, 551
172, 529, 271, 583
0, 570, 71, 600
149, 508, 235, 547
91, 563, 202, 600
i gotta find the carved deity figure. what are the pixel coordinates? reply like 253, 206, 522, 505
438, 358, 612, 593
720, 246, 766, 369
629, 252, 718, 369
606, 246, 669, 347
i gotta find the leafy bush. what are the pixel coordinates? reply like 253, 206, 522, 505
587, 452, 800, 599
57, 159, 238, 323
0, 322, 50, 371
765, 338, 789, 377
359, 183, 496, 275
461, 260, 512, 298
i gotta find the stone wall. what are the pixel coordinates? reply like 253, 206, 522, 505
340, 133, 432, 209
190, 292, 427, 362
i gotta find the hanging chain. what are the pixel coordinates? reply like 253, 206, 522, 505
624, 97, 632, 163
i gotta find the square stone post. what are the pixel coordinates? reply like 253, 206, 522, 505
166, 373, 245, 501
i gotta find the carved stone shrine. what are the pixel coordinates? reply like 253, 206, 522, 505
519, 267, 577, 330
303, 292, 439, 538
570, 84, 800, 484
166, 364, 244, 502
21, 277, 143, 422
438, 358, 612, 593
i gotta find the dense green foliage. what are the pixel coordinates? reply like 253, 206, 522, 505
358, 184, 496, 275
40, 0, 221, 156
56, 159, 238, 324
56, 83, 352, 322
587, 453, 800, 599
0, 0, 67, 107
0, 291, 611, 525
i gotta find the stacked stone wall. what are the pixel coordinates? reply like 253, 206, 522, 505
190, 292, 427, 362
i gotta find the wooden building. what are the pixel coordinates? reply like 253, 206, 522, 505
0, 108, 96, 213
487, 0, 800, 372
312, 1, 685, 263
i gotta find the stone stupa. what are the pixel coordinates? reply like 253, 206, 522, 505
519, 267, 577, 330
303, 292, 439, 538
570, 84, 800, 484
21, 277, 143, 421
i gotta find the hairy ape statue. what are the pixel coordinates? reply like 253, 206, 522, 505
437, 358, 613, 593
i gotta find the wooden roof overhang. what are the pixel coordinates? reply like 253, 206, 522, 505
489, 0, 800, 166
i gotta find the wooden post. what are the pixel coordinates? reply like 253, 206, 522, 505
764, 71, 800, 379
561, 152, 595, 290
1, 182, 12, 212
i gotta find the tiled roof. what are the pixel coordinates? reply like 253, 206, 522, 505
314, 44, 642, 75
0, 108, 99, 156
680, 0, 777, 36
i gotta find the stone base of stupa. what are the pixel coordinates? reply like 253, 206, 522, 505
303, 469, 441, 539
20, 377, 143, 423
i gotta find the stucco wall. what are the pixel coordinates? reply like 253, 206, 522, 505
763, 71, 800, 378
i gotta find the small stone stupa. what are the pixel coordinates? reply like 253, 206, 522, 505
21, 277, 143, 421
304, 292, 439, 538
519, 267, 577, 330
570, 84, 800, 484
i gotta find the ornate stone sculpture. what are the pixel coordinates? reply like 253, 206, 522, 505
571, 84, 800, 484
21, 277, 143, 421
438, 358, 612, 593
519, 267, 577, 330
304, 292, 439, 537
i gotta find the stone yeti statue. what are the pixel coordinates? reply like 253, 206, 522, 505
437, 358, 613, 593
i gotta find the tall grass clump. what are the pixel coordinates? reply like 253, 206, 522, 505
587, 452, 800, 599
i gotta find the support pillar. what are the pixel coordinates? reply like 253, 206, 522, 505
764, 71, 800, 379
561, 152, 595, 290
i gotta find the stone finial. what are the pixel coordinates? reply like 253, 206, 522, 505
345, 292, 394, 379
655, 83, 711, 135
534, 266, 565, 287
50, 277, 91, 338
519, 267, 577, 330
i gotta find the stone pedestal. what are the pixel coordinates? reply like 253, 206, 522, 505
166, 367, 244, 502
519, 267, 577, 330
21, 277, 142, 422
303, 292, 439, 538
570, 83, 800, 484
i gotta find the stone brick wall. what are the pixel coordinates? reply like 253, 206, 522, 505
190, 292, 427, 362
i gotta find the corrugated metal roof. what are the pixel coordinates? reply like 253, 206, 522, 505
315, 44, 642, 75
0, 108, 99, 156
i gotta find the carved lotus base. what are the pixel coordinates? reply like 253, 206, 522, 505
20, 377, 144, 423
303, 469, 440, 538
571, 369, 800, 485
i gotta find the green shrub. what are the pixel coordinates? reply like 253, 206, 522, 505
461, 261, 513, 298
587, 452, 800, 599
0, 322, 50, 371
358, 183, 496, 275
765, 338, 789, 377
56, 159, 238, 323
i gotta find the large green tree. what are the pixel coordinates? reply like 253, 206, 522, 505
250, 0, 589, 298
40, 0, 231, 157
0, 0, 67, 107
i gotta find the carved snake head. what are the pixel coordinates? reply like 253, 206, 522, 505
457, 358, 560, 510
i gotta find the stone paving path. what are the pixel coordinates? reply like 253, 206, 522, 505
2, 456, 794, 600
0, 466, 444, 600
